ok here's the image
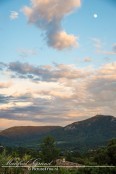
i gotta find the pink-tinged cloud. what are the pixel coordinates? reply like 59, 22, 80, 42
0, 62, 115, 127
23, 0, 81, 50
0, 81, 12, 88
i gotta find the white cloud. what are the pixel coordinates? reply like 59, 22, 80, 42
10, 11, 19, 20
18, 48, 38, 58
23, 0, 81, 50
92, 38, 116, 55
97, 50, 116, 55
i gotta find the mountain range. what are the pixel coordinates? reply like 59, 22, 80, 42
0, 115, 116, 151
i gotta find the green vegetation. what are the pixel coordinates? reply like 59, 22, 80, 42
40, 136, 60, 163
0, 138, 116, 174
0, 115, 116, 152
93, 139, 116, 165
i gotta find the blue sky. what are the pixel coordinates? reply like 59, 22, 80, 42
0, 0, 115, 65
0, 0, 116, 128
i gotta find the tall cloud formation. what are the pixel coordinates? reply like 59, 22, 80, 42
23, 0, 81, 50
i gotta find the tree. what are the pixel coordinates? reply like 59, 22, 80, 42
93, 139, 116, 165
40, 136, 59, 163
107, 139, 116, 165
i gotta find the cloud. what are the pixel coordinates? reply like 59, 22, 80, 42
23, 0, 81, 50
0, 81, 12, 88
104, 57, 111, 62
0, 62, 7, 70
47, 31, 77, 50
10, 11, 19, 20
8, 61, 92, 81
18, 48, 38, 58
98, 62, 116, 77
92, 38, 102, 50
0, 94, 11, 104
0, 94, 75, 125
84, 57, 92, 62
92, 38, 116, 55
112, 43, 116, 52
98, 50, 116, 55
0, 61, 116, 127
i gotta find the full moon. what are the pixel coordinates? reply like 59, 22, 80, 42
93, 14, 98, 18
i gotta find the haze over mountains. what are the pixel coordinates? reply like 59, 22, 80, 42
0, 115, 116, 151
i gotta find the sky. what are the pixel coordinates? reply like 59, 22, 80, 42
0, 0, 116, 129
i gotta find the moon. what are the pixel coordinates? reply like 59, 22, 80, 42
93, 14, 98, 18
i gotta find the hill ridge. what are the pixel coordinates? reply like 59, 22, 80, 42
0, 115, 116, 150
